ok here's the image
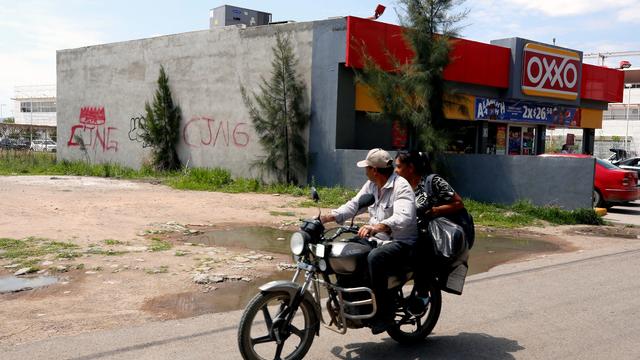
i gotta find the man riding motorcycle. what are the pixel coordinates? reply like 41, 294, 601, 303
320, 148, 417, 334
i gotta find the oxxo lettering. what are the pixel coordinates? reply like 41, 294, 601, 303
521, 43, 581, 100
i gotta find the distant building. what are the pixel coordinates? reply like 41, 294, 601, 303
597, 69, 640, 157
11, 85, 57, 127
209, 5, 271, 28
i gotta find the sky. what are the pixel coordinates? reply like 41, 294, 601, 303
1, 0, 639, 118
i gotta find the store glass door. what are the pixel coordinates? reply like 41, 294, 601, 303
507, 125, 536, 155
508, 126, 522, 155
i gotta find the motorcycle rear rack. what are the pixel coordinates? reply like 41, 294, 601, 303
316, 280, 377, 334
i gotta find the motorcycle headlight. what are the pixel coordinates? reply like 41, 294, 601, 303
290, 232, 308, 256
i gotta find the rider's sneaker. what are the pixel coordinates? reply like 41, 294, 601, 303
370, 318, 391, 335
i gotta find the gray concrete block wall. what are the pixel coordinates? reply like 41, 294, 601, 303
439, 154, 595, 210
57, 22, 315, 180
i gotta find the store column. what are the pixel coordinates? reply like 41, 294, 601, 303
582, 128, 595, 155
477, 121, 488, 154
536, 125, 546, 155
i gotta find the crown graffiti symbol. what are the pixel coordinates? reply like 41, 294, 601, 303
79, 107, 106, 125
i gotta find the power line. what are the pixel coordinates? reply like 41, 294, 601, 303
584, 51, 640, 58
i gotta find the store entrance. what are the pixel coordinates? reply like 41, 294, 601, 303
508, 125, 536, 155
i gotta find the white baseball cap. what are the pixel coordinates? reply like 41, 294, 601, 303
356, 148, 393, 168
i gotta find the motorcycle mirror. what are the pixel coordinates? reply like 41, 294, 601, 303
350, 194, 375, 227
358, 194, 374, 209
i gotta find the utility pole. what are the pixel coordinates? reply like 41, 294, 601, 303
30, 97, 33, 144
625, 84, 632, 152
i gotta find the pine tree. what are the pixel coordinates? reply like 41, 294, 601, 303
357, 0, 468, 153
141, 66, 182, 171
241, 32, 309, 184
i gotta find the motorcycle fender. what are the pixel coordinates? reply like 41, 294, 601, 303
259, 280, 321, 335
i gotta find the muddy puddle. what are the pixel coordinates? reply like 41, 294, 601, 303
0, 275, 58, 294
142, 271, 293, 318
187, 227, 292, 254
469, 232, 559, 274
145, 227, 561, 319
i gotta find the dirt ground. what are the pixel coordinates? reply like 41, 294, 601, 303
0, 176, 634, 346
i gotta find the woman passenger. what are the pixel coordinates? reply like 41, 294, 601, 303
394, 151, 464, 220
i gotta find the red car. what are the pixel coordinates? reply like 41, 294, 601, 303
540, 153, 640, 208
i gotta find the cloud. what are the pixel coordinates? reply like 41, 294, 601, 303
618, 3, 640, 22
504, 0, 636, 17
0, 1, 108, 113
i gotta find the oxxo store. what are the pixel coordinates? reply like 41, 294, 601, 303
344, 18, 623, 155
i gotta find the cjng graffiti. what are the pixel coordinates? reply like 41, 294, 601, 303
182, 116, 250, 148
67, 107, 119, 152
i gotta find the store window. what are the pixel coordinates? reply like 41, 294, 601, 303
484, 123, 536, 155
20, 101, 31, 113
443, 121, 477, 153
19, 101, 56, 113
484, 123, 506, 154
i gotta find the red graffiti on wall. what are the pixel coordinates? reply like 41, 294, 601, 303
183, 116, 250, 148
67, 107, 119, 152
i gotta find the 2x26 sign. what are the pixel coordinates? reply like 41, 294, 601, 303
521, 43, 581, 100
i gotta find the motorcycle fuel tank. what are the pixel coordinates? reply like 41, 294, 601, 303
327, 241, 372, 274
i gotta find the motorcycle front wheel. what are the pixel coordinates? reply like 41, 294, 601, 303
387, 283, 442, 344
237, 291, 318, 360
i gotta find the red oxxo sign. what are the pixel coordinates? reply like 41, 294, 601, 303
521, 43, 581, 100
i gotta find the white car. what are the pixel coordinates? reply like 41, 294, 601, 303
30, 140, 57, 152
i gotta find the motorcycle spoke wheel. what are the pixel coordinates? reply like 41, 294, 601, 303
387, 284, 442, 344
238, 291, 317, 360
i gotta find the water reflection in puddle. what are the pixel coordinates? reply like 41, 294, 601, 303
0, 275, 58, 294
143, 271, 293, 318
147, 227, 560, 318
189, 227, 292, 254
469, 232, 559, 274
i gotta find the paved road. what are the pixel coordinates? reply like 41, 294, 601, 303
605, 200, 640, 226
2, 240, 640, 360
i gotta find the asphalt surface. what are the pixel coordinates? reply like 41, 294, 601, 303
605, 200, 640, 226
2, 236, 640, 360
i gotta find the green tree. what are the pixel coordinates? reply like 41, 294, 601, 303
2, 117, 15, 124
241, 32, 309, 184
356, 0, 467, 153
141, 66, 182, 171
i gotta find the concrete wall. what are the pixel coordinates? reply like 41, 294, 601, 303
57, 22, 315, 179
307, 18, 347, 185
439, 154, 595, 210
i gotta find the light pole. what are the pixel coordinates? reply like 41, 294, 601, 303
619, 60, 633, 152
625, 84, 633, 152
30, 98, 33, 144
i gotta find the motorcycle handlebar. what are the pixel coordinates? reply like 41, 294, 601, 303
326, 225, 359, 241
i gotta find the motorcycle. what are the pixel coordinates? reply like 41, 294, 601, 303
237, 189, 469, 360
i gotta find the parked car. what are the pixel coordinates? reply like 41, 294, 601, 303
607, 148, 628, 163
615, 157, 640, 178
0, 138, 16, 149
540, 153, 640, 208
30, 139, 57, 152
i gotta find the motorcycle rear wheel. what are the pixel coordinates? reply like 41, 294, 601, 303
387, 283, 442, 344
238, 291, 317, 360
